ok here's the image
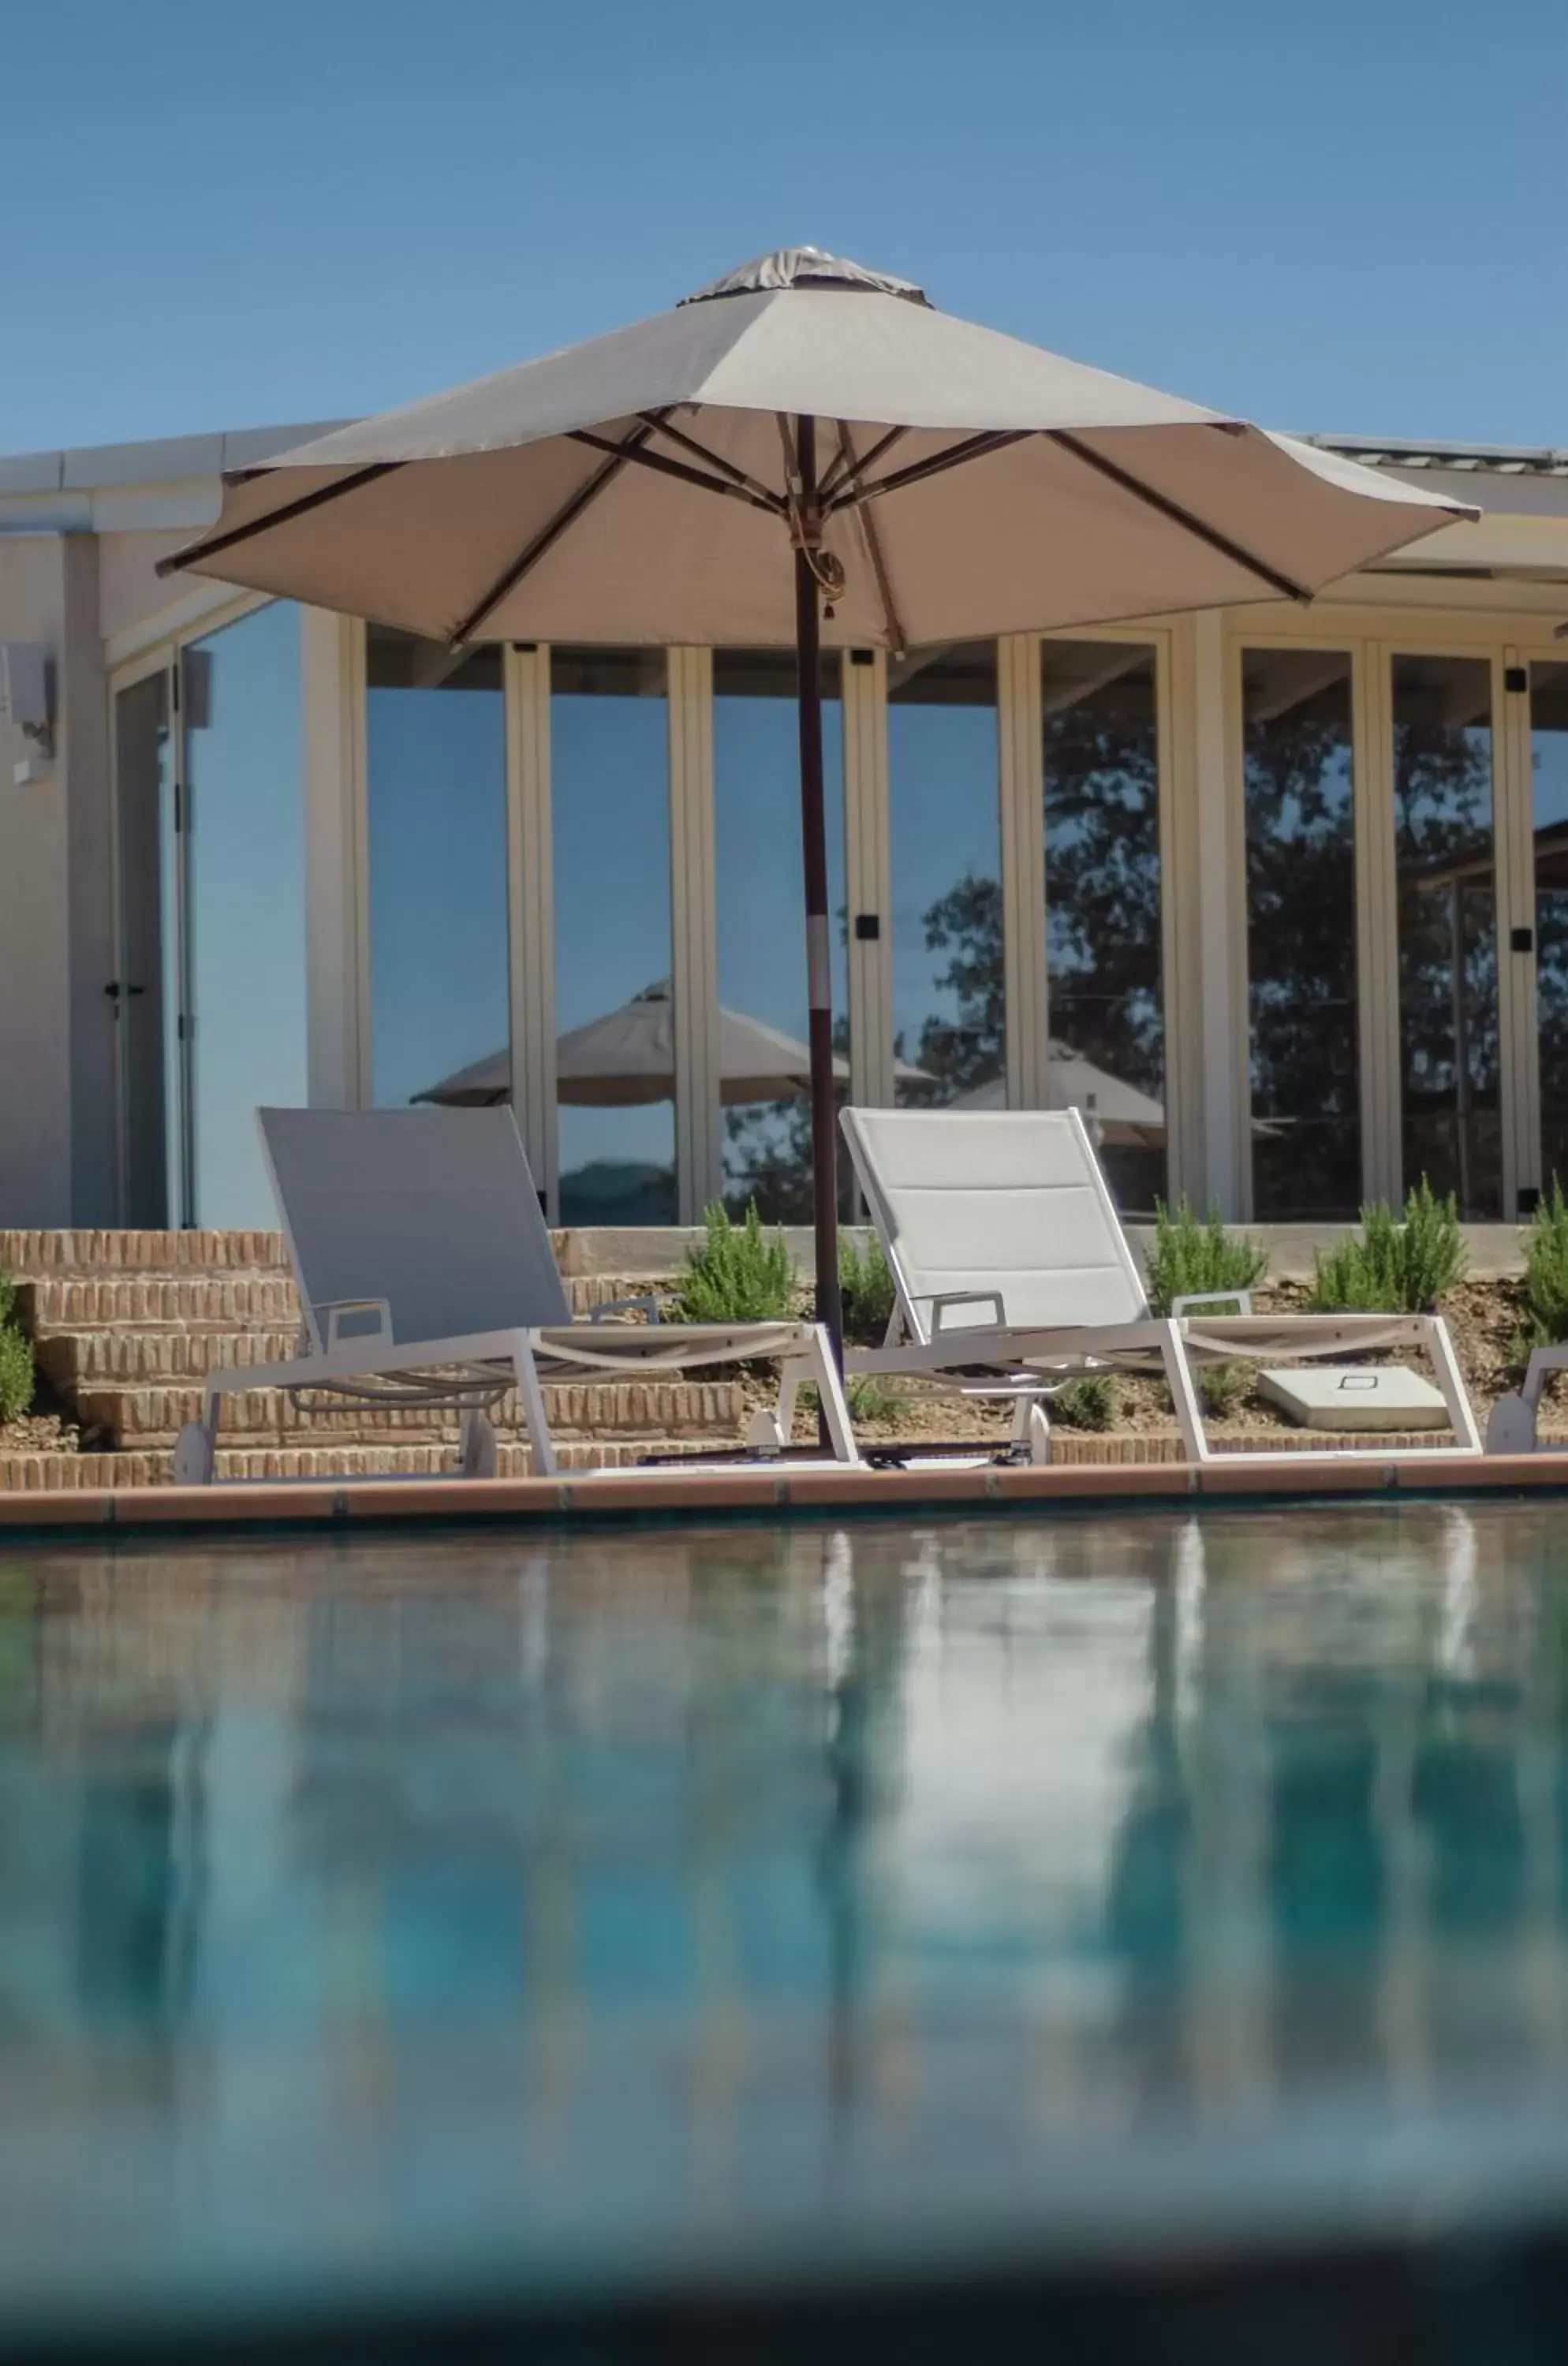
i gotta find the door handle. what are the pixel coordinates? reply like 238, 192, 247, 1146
103, 983, 147, 1000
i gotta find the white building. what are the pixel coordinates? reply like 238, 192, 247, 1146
3, 419, 1567, 1235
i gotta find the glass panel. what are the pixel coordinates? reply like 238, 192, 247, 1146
367, 627, 507, 1114
713, 649, 849, 1220
113, 674, 174, 1226
1531, 662, 1568, 1196
1243, 648, 1359, 1218
888, 644, 1001, 1106
181, 604, 306, 1228
1042, 640, 1165, 1213
1394, 655, 1499, 1215
551, 647, 674, 1226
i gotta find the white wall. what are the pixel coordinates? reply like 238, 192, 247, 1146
0, 536, 76, 1223
0, 531, 117, 1226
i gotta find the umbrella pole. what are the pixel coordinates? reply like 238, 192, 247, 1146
794, 416, 845, 1396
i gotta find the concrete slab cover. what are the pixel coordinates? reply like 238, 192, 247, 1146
1259, 1365, 1449, 1432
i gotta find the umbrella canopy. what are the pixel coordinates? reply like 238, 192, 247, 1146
164, 245, 1476, 1369
167, 246, 1473, 654
950, 1044, 1166, 1148
413, 980, 928, 1108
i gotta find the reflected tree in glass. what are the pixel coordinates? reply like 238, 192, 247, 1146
1243, 649, 1360, 1218
1394, 655, 1498, 1215
713, 650, 852, 1221
888, 644, 1002, 1103
1530, 662, 1568, 1196
1042, 642, 1165, 1211
551, 647, 676, 1226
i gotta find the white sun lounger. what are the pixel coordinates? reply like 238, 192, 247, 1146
836, 1106, 1482, 1465
172, 1106, 858, 1483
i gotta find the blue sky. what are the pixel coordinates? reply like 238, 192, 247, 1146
4, 0, 1565, 457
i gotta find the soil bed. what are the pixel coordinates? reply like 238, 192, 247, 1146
763, 1276, 1550, 1454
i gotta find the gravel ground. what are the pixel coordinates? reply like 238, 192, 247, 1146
761, 1276, 1549, 1453
0, 1413, 80, 1454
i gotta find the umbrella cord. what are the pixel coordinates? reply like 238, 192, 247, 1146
778, 412, 847, 615
800, 543, 846, 613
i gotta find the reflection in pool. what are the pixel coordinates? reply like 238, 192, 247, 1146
4, 1505, 1568, 2348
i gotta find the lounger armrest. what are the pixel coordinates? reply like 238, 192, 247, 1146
1171, 1290, 1254, 1318
588, 1294, 663, 1327
312, 1297, 394, 1350
925, 1290, 1007, 1334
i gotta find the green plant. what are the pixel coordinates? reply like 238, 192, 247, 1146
1309, 1179, 1466, 1313
1052, 1374, 1117, 1431
674, 1200, 797, 1325
1145, 1197, 1267, 1316
848, 1375, 907, 1426
1199, 1362, 1248, 1420
0, 1271, 32, 1427
1525, 1178, 1568, 1345
838, 1231, 896, 1345
797, 1375, 909, 1427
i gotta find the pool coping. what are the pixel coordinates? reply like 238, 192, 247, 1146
4, 1452, 1568, 1539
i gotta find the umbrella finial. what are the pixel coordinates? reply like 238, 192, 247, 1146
680, 247, 929, 306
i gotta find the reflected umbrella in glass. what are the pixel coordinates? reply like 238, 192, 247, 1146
946, 1039, 1166, 1147
413, 980, 929, 1108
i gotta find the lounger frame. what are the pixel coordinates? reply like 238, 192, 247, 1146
840, 1106, 1482, 1465
174, 1109, 858, 1482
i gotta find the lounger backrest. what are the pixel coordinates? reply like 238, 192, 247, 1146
258, 1106, 571, 1349
841, 1106, 1150, 1338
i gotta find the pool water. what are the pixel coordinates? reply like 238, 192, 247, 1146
6, 1502, 1568, 2352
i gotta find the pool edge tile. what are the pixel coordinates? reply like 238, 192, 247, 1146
1196, 1458, 1396, 1497
992, 1465, 1195, 1503
114, 1483, 343, 1526
0, 1488, 114, 1528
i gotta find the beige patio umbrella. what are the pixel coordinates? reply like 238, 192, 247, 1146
413, 980, 928, 1108
163, 244, 1475, 1360
950, 1043, 1167, 1147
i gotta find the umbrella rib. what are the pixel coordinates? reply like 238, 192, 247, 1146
635, 413, 788, 513
448, 419, 663, 646
153, 462, 403, 577
819, 424, 908, 503
1052, 431, 1314, 603
569, 428, 779, 513
837, 424, 907, 657
823, 429, 1032, 513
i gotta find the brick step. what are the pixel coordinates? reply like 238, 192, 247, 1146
76, 1376, 745, 1447
2, 1224, 582, 1281
21, 1271, 665, 1340
0, 1437, 737, 1492
23, 1278, 301, 1342
0, 1230, 292, 1277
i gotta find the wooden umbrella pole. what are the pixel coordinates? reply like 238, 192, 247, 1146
793, 415, 845, 1398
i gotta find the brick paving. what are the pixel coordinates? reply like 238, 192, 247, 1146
2, 1230, 737, 1486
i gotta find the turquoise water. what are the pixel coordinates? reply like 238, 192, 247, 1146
6, 1502, 1568, 2348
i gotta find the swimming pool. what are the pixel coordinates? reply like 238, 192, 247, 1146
5, 1502, 1568, 2357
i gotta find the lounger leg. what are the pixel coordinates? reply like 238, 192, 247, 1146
1010, 1394, 1052, 1466
461, 1409, 498, 1479
173, 1386, 220, 1486
1162, 1320, 1209, 1465
807, 1329, 861, 1466
1491, 1344, 1568, 1454
746, 1363, 802, 1457
1425, 1317, 1481, 1454
512, 1334, 558, 1479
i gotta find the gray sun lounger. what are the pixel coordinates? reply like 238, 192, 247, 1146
837, 1106, 1481, 1465
173, 1106, 857, 1483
